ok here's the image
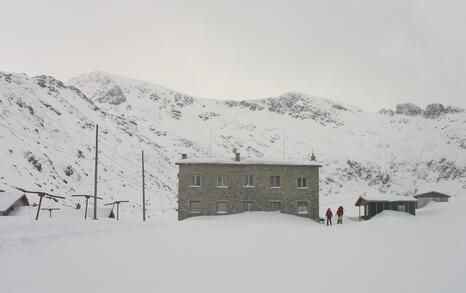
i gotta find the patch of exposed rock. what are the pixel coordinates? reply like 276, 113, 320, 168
396, 103, 422, 116
379, 103, 463, 118
95, 84, 127, 105
423, 103, 462, 118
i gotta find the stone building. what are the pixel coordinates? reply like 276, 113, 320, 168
176, 153, 321, 220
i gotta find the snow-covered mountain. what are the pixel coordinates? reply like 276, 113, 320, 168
1, 70, 465, 216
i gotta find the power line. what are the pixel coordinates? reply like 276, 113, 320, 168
0, 112, 94, 160
73, 170, 143, 188
2, 107, 92, 147
0, 120, 92, 162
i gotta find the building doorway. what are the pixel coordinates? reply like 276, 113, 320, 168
270, 201, 281, 211
243, 201, 254, 212
216, 201, 227, 214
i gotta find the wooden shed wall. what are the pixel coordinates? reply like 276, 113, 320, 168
366, 201, 415, 219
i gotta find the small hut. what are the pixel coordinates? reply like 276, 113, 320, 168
414, 191, 451, 208
0, 192, 30, 216
355, 195, 417, 220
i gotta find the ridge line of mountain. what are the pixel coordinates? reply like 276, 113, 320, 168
1, 70, 464, 117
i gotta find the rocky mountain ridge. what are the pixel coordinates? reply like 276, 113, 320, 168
1, 70, 465, 216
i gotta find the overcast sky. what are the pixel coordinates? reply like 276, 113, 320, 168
1, 0, 465, 111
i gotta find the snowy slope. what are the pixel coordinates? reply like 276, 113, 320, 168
69, 72, 466, 198
1, 70, 465, 218
0, 72, 176, 216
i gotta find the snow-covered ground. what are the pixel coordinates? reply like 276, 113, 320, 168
1, 197, 464, 293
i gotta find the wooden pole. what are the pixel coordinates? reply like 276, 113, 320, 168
84, 196, 89, 220
35, 194, 44, 221
142, 150, 146, 221
116, 203, 120, 221
93, 124, 99, 220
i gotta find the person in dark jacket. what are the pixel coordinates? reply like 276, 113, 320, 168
325, 208, 333, 226
336, 206, 344, 224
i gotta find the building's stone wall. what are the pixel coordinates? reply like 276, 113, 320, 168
177, 163, 320, 220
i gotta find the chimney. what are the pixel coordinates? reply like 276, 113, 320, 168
235, 152, 240, 162
310, 152, 316, 161
181, 154, 187, 160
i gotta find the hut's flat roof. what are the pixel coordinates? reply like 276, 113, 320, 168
355, 195, 417, 206
0, 192, 28, 211
176, 157, 322, 167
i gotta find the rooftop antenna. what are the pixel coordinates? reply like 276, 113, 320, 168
71, 194, 103, 219
209, 129, 213, 158
309, 149, 316, 161
232, 147, 241, 161
104, 200, 130, 221
15, 187, 65, 220
283, 131, 286, 160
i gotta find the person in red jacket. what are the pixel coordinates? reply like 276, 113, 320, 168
325, 208, 333, 226
336, 206, 344, 224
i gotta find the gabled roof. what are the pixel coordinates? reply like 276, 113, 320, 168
355, 195, 417, 206
414, 191, 451, 199
176, 157, 322, 167
0, 192, 30, 211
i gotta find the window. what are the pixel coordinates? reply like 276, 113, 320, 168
270, 201, 281, 211
216, 202, 227, 214
216, 175, 228, 187
297, 202, 308, 214
242, 175, 254, 187
297, 177, 308, 188
190, 201, 200, 214
190, 175, 201, 187
270, 176, 281, 188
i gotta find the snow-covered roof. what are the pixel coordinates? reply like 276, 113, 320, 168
0, 192, 29, 211
414, 191, 451, 198
355, 194, 417, 206
176, 157, 323, 167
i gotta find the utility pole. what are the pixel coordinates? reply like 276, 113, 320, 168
142, 150, 146, 221
93, 124, 99, 220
